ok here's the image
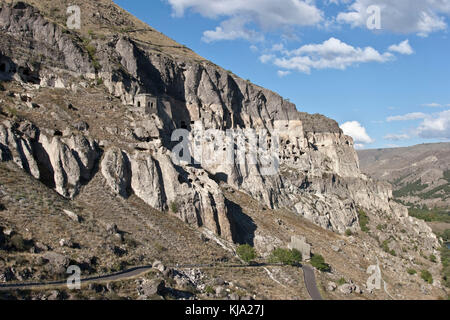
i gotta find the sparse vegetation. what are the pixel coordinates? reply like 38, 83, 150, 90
310, 254, 331, 272
408, 206, 450, 223
358, 209, 370, 232
393, 180, 429, 198
82, 38, 101, 72
407, 268, 417, 275
420, 270, 433, 284
418, 183, 450, 200
440, 245, 450, 288
269, 248, 302, 266
205, 285, 215, 295
236, 244, 257, 263
439, 229, 450, 242
88, 30, 96, 39
169, 201, 179, 213
429, 254, 437, 263
345, 229, 353, 236
337, 277, 346, 285
381, 239, 396, 256
444, 170, 450, 182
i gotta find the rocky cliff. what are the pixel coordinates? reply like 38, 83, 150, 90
0, 1, 445, 299
0, 0, 439, 242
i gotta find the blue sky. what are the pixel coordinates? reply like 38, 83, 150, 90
114, 0, 450, 149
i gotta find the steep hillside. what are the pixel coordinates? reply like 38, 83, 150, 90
358, 143, 450, 216
0, 0, 447, 300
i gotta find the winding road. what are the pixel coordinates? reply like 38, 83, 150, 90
0, 263, 323, 300
302, 265, 323, 300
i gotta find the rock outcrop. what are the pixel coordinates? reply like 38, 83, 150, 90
0, 1, 439, 252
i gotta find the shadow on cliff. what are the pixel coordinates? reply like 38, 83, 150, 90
226, 198, 256, 246
0, 52, 40, 84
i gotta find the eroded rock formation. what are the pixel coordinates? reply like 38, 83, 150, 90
0, 1, 439, 255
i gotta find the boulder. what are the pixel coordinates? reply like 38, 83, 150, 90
327, 282, 337, 292
138, 279, 165, 297
338, 284, 354, 295
42, 252, 70, 274
63, 210, 81, 223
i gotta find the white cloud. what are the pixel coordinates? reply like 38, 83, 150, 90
422, 102, 449, 108
202, 16, 264, 42
259, 54, 275, 63
384, 133, 410, 141
271, 43, 285, 52
385, 110, 450, 140
387, 112, 428, 122
271, 37, 393, 74
388, 40, 414, 55
336, 0, 450, 36
277, 70, 291, 77
168, 0, 323, 42
417, 110, 450, 139
340, 121, 374, 147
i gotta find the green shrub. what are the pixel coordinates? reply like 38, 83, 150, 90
236, 244, 257, 263
407, 268, 417, 275
169, 201, 179, 213
381, 240, 390, 252
440, 245, 450, 288
337, 277, 346, 286
381, 239, 396, 256
83, 42, 101, 72
205, 286, 215, 295
310, 254, 331, 272
358, 209, 370, 232
345, 229, 353, 236
429, 254, 437, 263
420, 270, 433, 284
88, 29, 96, 38
269, 248, 302, 266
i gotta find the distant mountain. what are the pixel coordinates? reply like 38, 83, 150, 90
358, 143, 450, 214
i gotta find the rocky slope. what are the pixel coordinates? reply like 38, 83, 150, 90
0, 0, 446, 300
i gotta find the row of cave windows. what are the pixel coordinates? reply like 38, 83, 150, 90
136, 101, 156, 108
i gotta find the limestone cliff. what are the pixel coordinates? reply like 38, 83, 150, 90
0, 0, 439, 256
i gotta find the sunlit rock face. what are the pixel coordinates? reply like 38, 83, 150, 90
0, 1, 439, 250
